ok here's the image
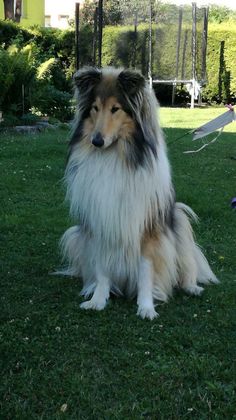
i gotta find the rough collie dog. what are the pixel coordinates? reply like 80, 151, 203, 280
60, 66, 218, 320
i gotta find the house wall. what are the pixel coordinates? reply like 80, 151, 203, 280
21, 0, 45, 27
0, 2, 3, 19
45, 0, 84, 29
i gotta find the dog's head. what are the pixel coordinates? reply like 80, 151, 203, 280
71, 67, 158, 166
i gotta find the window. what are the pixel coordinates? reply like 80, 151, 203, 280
59, 15, 69, 21
45, 15, 51, 27
58, 15, 69, 28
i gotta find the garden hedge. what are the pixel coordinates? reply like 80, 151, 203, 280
0, 19, 235, 117
102, 23, 236, 103
202, 23, 236, 102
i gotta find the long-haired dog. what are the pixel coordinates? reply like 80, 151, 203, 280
60, 66, 218, 320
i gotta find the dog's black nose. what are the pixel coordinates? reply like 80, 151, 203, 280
91, 133, 104, 148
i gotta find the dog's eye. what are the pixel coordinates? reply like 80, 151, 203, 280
92, 105, 98, 112
111, 106, 120, 114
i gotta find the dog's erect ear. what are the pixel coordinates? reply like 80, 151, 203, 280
74, 67, 101, 93
117, 70, 145, 95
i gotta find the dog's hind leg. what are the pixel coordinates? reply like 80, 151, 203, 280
80, 267, 110, 311
137, 257, 158, 320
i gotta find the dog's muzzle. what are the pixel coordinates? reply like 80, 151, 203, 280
91, 133, 104, 148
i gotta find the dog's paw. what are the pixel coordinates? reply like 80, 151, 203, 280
137, 306, 159, 320
184, 285, 204, 296
80, 299, 107, 311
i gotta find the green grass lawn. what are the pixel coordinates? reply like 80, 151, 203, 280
1, 108, 236, 419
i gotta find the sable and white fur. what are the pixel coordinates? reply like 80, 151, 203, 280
59, 67, 218, 319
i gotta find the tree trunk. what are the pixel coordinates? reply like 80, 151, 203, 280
3, 0, 14, 20
15, 0, 22, 22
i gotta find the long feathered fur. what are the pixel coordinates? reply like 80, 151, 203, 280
59, 66, 218, 319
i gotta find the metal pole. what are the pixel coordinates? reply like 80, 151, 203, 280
148, 0, 152, 88
191, 2, 197, 108
98, 0, 103, 68
181, 30, 188, 82
201, 6, 208, 84
22, 84, 25, 116
93, 6, 98, 66
172, 6, 183, 105
218, 40, 225, 103
132, 9, 138, 68
75, 2, 80, 70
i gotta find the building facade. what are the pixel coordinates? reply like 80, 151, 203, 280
1, 0, 236, 29
45, 0, 84, 29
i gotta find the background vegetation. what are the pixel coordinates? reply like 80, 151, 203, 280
0, 3, 236, 123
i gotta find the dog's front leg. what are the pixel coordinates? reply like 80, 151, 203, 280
80, 268, 110, 311
137, 257, 158, 320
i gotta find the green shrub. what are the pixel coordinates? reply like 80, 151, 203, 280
208, 5, 236, 24
0, 45, 36, 114
0, 20, 31, 47
31, 84, 73, 121
0, 113, 21, 127
0, 20, 93, 75
0, 21, 77, 119
20, 113, 41, 125
0, 49, 15, 110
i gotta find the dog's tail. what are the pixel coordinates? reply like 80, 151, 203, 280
174, 202, 218, 294
56, 226, 82, 277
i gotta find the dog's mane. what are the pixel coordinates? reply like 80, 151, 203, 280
69, 67, 163, 169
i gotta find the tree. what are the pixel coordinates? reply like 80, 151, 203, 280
15, 0, 22, 23
3, 0, 14, 20
103, 0, 122, 26
208, 6, 232, 23
80, 0, 159, 27
81, 0, 122, 26
3, 0, 22, 22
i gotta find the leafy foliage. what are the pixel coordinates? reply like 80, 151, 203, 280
36, 57, 57, 81
31, 85, 73, 122
0, 45, 36, 113
0, 14, 236, 122
0, 21, 77, 119
208, 5, 236, 24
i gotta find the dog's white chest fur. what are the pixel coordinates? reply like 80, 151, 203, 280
65, 144, 171, 285
68, 148, 150, 242
67, 146, 170, 244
